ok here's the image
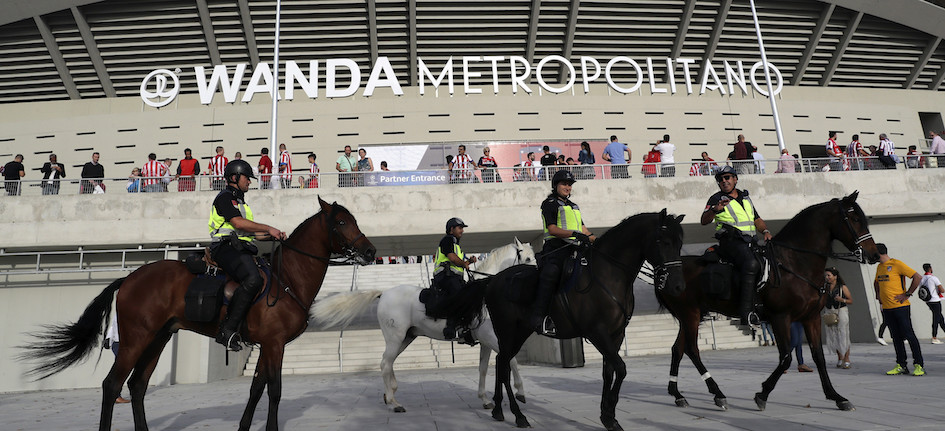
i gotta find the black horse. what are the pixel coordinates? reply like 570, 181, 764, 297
483, 210, 685, 431
656, 192, 880, 411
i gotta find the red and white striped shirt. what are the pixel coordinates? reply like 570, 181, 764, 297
847, 140, 863, 157
453, 153, 473, 179
141, 159, 168, 186
280, 150, 292, 181
208, 155, 228, 177
826, 138, 842, 158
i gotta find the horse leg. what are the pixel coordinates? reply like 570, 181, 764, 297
600, 349, 627, 431
803, 319, 853, 411
667, 328, 688, 407
679, 315, 727, 410
492, 326, 531, 428
238, 346, 272, 431
126, 330, 174, 431
477, 323, 526, 408
381, 333, 415, 412
99, 341, 143, 431
262, 344, 286, 431
754, 316, 793, 410
509, 357, 526, 404
477, 344, 494, 409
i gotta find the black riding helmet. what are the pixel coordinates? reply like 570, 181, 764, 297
550, 170, 576, 191
445, 217, 468, 234
714, 165, 737, 182
224, 159, 257, 184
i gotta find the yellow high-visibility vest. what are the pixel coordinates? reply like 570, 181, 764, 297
543, 198, 583, 242
209, 196, 255, 243
433, 238, 465, 276
714, 194, 755, 234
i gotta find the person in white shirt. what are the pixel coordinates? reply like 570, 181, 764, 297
921, 263, 945, 344
653, 134, 676, 177
878, 134, 897, 169
929, 131, 945, 168
752, 149, 766, 174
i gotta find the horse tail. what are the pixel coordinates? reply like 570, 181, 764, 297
311, 290, 382, 329
17, 277, 126, 380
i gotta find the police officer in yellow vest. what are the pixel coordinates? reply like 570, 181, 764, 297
700, 165, 773, 326
434, 217, 478, 342
533, 170, 596, 335
209, 160, 287, 351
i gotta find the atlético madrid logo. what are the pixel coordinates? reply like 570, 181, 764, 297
139, 69, 180, 108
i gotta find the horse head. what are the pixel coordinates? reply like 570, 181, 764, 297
832, 191, 880, 264
513, 236, 537, 266
318, 196, 376, 264
651, 208, 686, 296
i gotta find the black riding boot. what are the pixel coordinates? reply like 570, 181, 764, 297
217, 286, 253, 351
738, 274, 759, 326
530, 266, 559, 334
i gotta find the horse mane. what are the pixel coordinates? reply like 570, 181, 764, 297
772, 199, 838, 242
596, 211, 682, 247
286, 201, 351, 240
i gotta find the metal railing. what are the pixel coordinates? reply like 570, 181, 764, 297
2, 154, 942, 197
0, 245, 202, 275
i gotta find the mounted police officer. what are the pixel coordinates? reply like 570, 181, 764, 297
700, 165, 772, 326
209, 159, 287, 351
433, 217, 478, 343
533, 170, 596, 335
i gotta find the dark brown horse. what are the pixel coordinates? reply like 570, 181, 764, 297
18, 197, 375, 431
483, 210, 686, 431
656, 192, 879, 412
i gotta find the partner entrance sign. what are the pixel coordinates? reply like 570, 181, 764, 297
363, 171, 449, 187
141, 55, 784, 107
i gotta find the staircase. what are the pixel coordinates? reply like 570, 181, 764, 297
243, 313, 758, 376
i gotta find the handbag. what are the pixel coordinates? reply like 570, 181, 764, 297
823, 309, 839, 326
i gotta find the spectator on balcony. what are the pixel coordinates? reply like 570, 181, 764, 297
141, 153, 167, 193
906, 145, 923, 169
826, 131, 846, 171
642, 144, 660, 178
654, 134, 676, 177
577, 141, 596, 179
847, 134, 868, 171
752, 148, 767, 174
3, 154, 25, 196
336, 145, 358, 187
299, 153, 319, 189
80, 152, 105, 194
539, 145, 557, 180
477, 147, 499, 183
278, 143, 293, 189
357, 148, 374, 187
775, 149, 796, 174
40, 153, 66, 195
450, 144, 475, 183
258, 148, 273, 190
878, 134, 897, 169
177, 148, 200, 192
207, 146, 228, 190
161, 158, 175, 191
523, 151, 539, 181
732, 134, 755, 175
701, 151, 720, 175
930, 130, 945, 168
602, 135, 630, 179
380, 161, 390, 171
234, 152, 243, 160
126, 167, 142, 193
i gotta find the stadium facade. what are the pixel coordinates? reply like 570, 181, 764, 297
3, 0, 945, 393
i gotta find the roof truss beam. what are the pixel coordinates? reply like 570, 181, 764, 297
70, 6, 115, 97
408, 0, 417, 86
702, 0, 732, 65
671, 0, 696, 59
820, 11, 862, 86
33, 14, 79, 99
195, 0, 221, 65
237, 0, 260, 66
558, 0, 580, 84
366, 0, 378, 63
792, 3, 835, 86
525, 0, 540, 63
904, 36, 941, 89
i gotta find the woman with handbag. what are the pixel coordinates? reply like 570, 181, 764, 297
823, 267, 853, 369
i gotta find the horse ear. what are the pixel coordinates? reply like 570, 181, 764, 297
659, 208, 668, 221
317, 195, 331, 212
514, 236, 522, 247
844, 190, 859, 203
675, 214, 685, 223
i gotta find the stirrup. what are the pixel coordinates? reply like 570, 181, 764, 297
539, 316, 557, 336
216, 330, 243, 352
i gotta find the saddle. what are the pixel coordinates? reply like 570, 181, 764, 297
182, 251, 273, 322
696, 244, 769, 301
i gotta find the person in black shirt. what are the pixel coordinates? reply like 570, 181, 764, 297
539, 145, 557, 180
80, 152, 105, 194
40, 154, 66, 195
208, 160, 287, 351
3, 154, 25, 196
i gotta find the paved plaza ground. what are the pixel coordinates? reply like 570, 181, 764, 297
2, 343, 942, 430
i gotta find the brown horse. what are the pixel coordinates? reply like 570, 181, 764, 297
656, 192, 879, 412
18, 197, 375, 431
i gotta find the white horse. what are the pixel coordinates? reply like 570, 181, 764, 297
312, 238, 536, 412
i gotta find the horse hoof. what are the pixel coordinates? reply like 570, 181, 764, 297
674, 398, 689, 408
383, 394, 388, 404
754, 393, 767, 411
483, 402, 495, 410
715, 397, 728, 410
393, 406, 406, 413
492, 409, 505, 422
603, 420, 624, 431
515, 416, 531, 428
837, 400, 855, 411
515, 394, 527, 403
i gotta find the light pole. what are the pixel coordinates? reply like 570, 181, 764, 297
749, 0, 786, 152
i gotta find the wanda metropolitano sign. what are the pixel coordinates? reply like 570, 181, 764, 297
140, 55, 784, 108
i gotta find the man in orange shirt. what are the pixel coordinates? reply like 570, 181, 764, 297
873, 243, 925, 376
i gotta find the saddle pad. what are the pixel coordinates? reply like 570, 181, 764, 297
185, 274, 226, 322
700, 262, 735, 301
502, 266, 539, 304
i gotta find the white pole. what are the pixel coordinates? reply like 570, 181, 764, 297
269, 0, 282, 165
749, 0, 786, 152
